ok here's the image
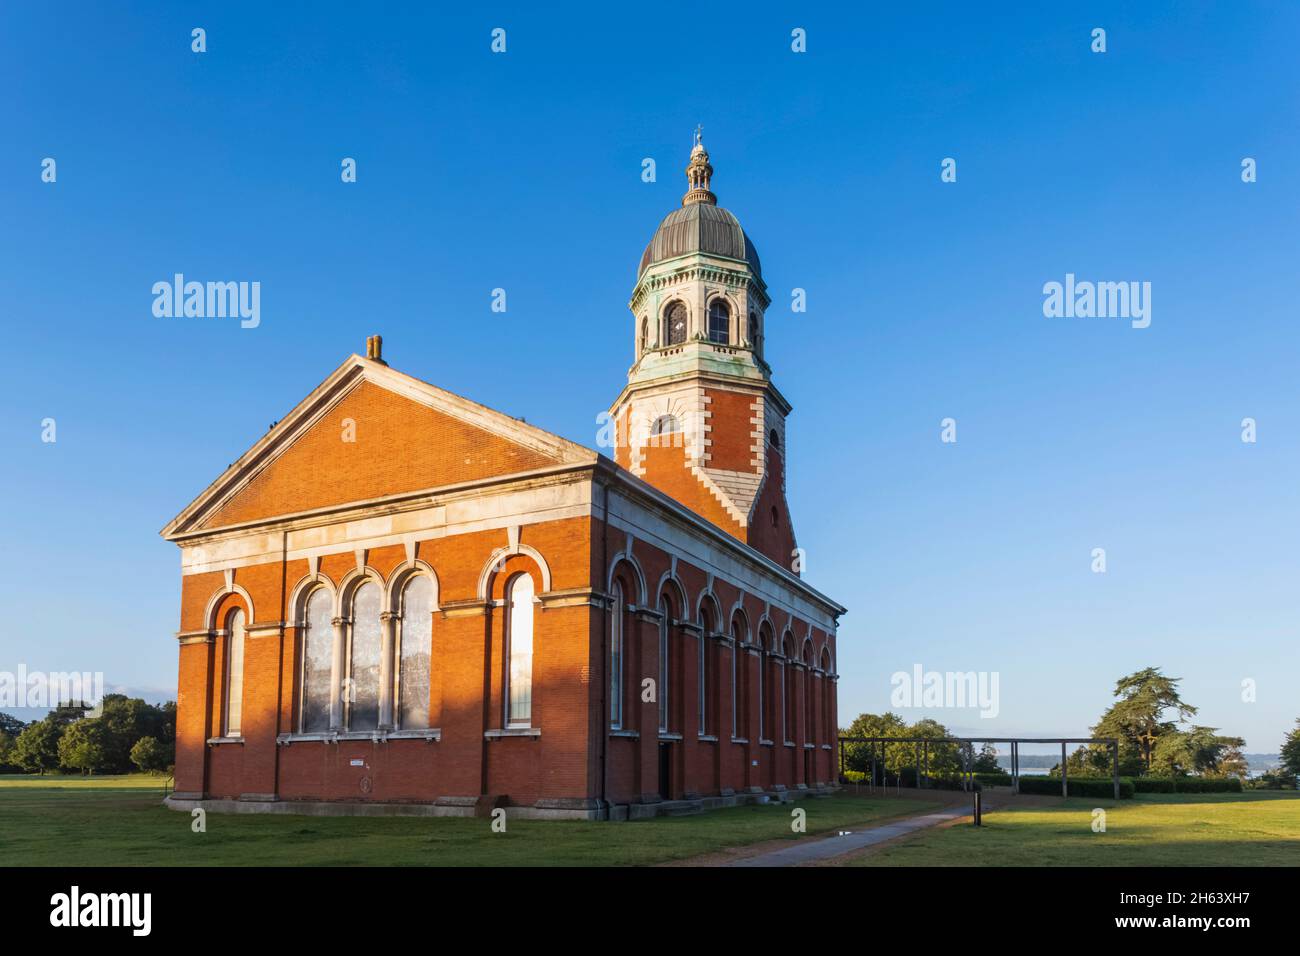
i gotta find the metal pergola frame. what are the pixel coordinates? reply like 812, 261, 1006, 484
837, 736, 1122, 801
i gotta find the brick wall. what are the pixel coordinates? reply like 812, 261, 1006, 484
200, 380, 558, 530
170, 366, 837, 812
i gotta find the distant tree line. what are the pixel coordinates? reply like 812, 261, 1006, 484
838, 713, 1002, 780
838, 667, 1299, 789
0, 695, 176, 776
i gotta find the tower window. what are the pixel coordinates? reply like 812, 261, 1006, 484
639, 317, 648, 355
769, 428, 780, 449
771, 505, 779, 528
651, 414, 681, 436
663, 302, 688, 346
708, 299, 730, 344
650, 414, 683, 447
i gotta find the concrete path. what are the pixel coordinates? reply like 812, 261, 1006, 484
724, 806, 969, 867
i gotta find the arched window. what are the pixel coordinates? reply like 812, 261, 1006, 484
650, 414, 682, 448
639, 317, 648, 355
746, 312, 756, 347
821, 648, 833, 743
698, 603, 714, 734
663, 301, 687, 346
782, 635, 795, 743
651, 414, 681, 436
222, 607, 246, 737
300, 588, 333, 733
505, 573, 535, 727
658, 596, 672, 733
708, 299, 730, 344
730, 617, 744, 737
803, 641, 815, 745
398, 575, 433, 729
610, 580, 624, 728
757, 626, 769, 741
771, 506, 779, 528
347, 582, 382, 732
769, 428, 780, 450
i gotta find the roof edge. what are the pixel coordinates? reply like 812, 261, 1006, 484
160, 354, 599, 539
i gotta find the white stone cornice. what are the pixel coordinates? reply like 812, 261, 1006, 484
245, 622, 284, 639
176, 472, 592, 576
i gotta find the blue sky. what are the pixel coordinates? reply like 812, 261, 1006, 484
2, 3, 1297, 754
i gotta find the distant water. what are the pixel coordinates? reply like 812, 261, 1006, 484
996, 755, 1283, 778
994, 760, 1058, 776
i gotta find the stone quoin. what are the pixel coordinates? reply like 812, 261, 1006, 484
162, 137, 846, 820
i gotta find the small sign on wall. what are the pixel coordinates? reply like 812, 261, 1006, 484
350, 759, 365, 767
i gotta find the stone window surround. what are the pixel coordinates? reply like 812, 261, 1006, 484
275, 729, 442, 745
179, 474, 843, 757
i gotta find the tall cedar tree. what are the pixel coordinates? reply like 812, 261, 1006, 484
1092, 667, 1197, 774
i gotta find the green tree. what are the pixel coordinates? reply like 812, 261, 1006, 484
91, 695, 175, 774
13, 718, 62, 774
1137, 724, 1245, 778
0, 729, 15, 770
1189, 726, 1247, 778
840, 712, 907, 775
1279, 719, 1300, 781
1057, 743, 1113, 777
49, 701, 93, 726
157, 700, 177, 750
129, 736, 170, 773
839, 713, 971, 782
972, 742, 1002, 774
1092, 667, 1197, 774
58, 719, 111, 775
0, 712, 26, 737
1150, 729, 1195, 776
910, 717, 963, 776
58, 725, 105, 774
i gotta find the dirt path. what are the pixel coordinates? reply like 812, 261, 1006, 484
663, 788, 973, 868
666, 787, 1065, 868
810, 790, 1063, 866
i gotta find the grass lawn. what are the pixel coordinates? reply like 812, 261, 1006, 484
847, 791, 1300, 866
0, 775, 939, 866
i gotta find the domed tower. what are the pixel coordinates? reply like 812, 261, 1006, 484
610, 131, 798, 572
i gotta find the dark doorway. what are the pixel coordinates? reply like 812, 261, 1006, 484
658, 741, 671, 800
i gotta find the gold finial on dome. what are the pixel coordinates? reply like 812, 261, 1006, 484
682, 125, 716, 206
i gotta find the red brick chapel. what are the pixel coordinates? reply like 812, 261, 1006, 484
162, 137, 846, 819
